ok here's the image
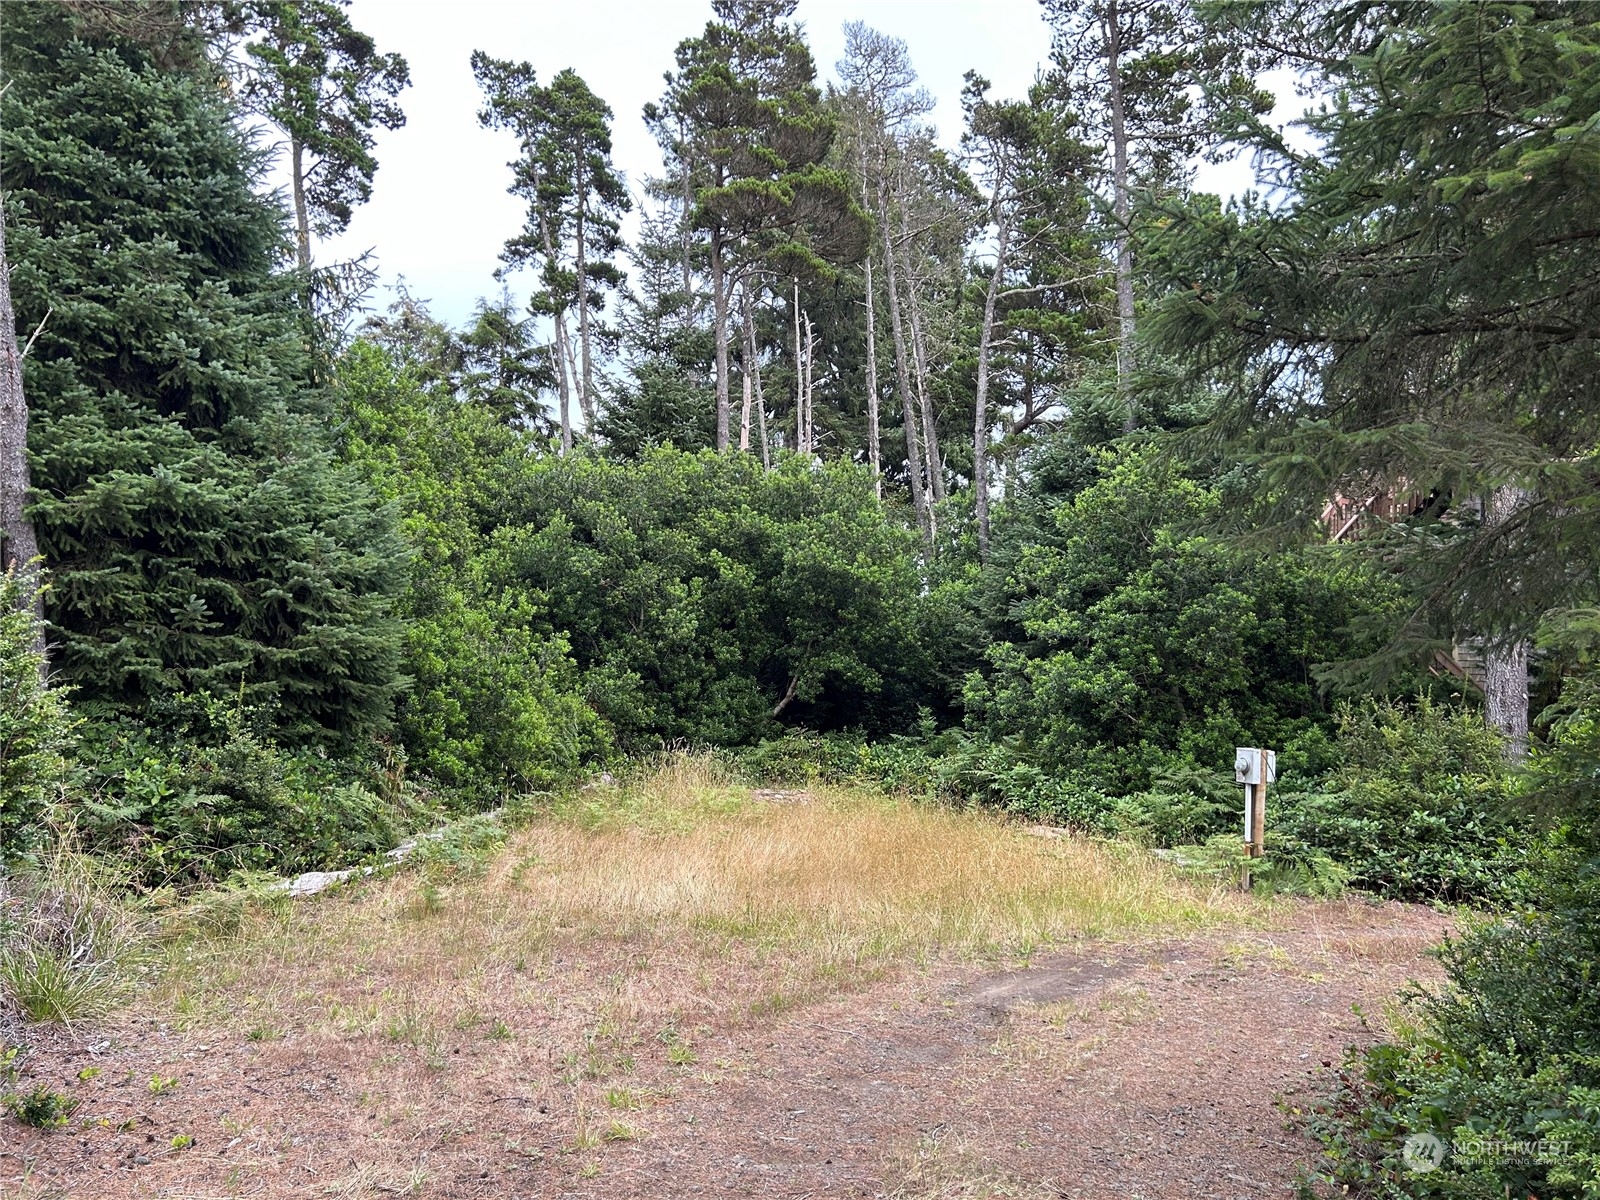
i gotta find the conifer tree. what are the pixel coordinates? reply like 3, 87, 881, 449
1, 3, 406, 742
1147, 0, 1600, 751
473, 56, 629, 448
649, 0, 865, 451
238, 0, 409, 272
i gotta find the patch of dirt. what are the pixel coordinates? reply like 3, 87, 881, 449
1, 899, 1450, 1199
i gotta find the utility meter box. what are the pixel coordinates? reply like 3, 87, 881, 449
1234, 747, 1277, 785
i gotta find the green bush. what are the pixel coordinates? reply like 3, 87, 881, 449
1300, 844, 1600, 1198
963, 448, 1402, 795
68, 697, 430, 885
0, 573, 73, 859
1269, 699, 1524, 903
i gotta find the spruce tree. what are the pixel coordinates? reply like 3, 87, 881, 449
1, 2, 406, 744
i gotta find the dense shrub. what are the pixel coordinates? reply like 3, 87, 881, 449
0, 575, 72, 859
1301, 843, 1600, 1198
67, 697, 426, 885
339, 341, 609, 800
963, 448, 1401, 794
1267, 700, 1524, 902
497, 448, 933, 748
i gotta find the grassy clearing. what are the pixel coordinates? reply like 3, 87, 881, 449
149, 755, 1246, 1049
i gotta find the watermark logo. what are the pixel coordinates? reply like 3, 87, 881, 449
1402, 1133, 1446, 1173
1401, 1132, 1570, 1174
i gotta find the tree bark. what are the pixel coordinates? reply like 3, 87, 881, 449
876, 165, 930, 549
973, 216, 1011, 564
291, 137, 312, 273
678, 114, 695, 309
743, 300, 772, 469
573, 163, 597, 436
898, 188, 944, 502
863, 254, 881, 496
1103, 1, 1137, 432
551, 318, 573, 454
1, 202, 45, 649
801, 309, 815, 456
709, 232, 731, 451
1480, 483, 1532, 757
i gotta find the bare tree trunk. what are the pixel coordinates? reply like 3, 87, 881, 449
898, 190, 944, 502
876, 168, 930, 548
739, 292, 754, 453
1480, 483, 1532, 757
863, 254, 881, 496
792, 280, 803, 452
743, 299, 772, 469
801, 309, 815, 456
291, 138, 312, 273
551, 319, 573, 454
973, 216, 1010, 564
573, 172, 597, 436
709, 233, 731, 451
0, 204, 44, 651
1103, 1, 1137, 432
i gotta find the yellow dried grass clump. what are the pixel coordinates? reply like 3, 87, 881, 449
492, 753, 1235, 959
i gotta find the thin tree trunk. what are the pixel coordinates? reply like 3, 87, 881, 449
0, 204, 44, 651
898, 188, 944, 502
678, 114, 694, 309
291, 138, 312, 273
876, 166, 930, 548
551, 319, 573, 454
573, 167, 597, 435
801, 310, 815, 456
709, 233, 731, 451
1104, 1, 1137, 432
739, 289, 754, 452
792, 280, 803, 452
973, 216, 1011, 564
745, 300, 772, 470
863, 255, 881, 497
1480, 483, 1532, 758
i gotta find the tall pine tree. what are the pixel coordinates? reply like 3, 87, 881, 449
1, 2, 406, 743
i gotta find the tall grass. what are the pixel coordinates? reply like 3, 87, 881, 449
0, 845, 151, 1024
513, 753, 1234, 958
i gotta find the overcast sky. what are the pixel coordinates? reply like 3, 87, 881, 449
275, 0, 1276, 327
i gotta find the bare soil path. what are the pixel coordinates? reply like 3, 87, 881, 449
3, 899, 1448, 1200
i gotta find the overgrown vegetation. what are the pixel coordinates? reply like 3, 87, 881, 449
1, 1, 1597, 1193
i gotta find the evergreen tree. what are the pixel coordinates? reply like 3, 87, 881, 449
649, 0, 865, 451
1146, 0, 1600, 751
472, 55, 629, 448
1042, 0, 1266, 427
237, 0, 410, 271
1, 3, 406, 743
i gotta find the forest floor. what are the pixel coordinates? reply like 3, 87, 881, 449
2, 764, 1451, 1200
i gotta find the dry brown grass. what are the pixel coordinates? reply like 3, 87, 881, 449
155, 754, 1246, 1046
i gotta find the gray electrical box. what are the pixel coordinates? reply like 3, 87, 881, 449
1234, 747, 1277, 785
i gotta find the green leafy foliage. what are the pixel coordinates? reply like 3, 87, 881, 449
67, 697, 424, 885
1301, 846, 1600, 1198
963, 448, 1399, 793
495, 447, 931, 748
0, 573, 72, 858
337, 340, 609, 799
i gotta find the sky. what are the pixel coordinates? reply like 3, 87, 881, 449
277, 0, 1281, 327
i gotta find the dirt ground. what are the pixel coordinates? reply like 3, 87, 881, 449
2, 897, 1449, 1200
